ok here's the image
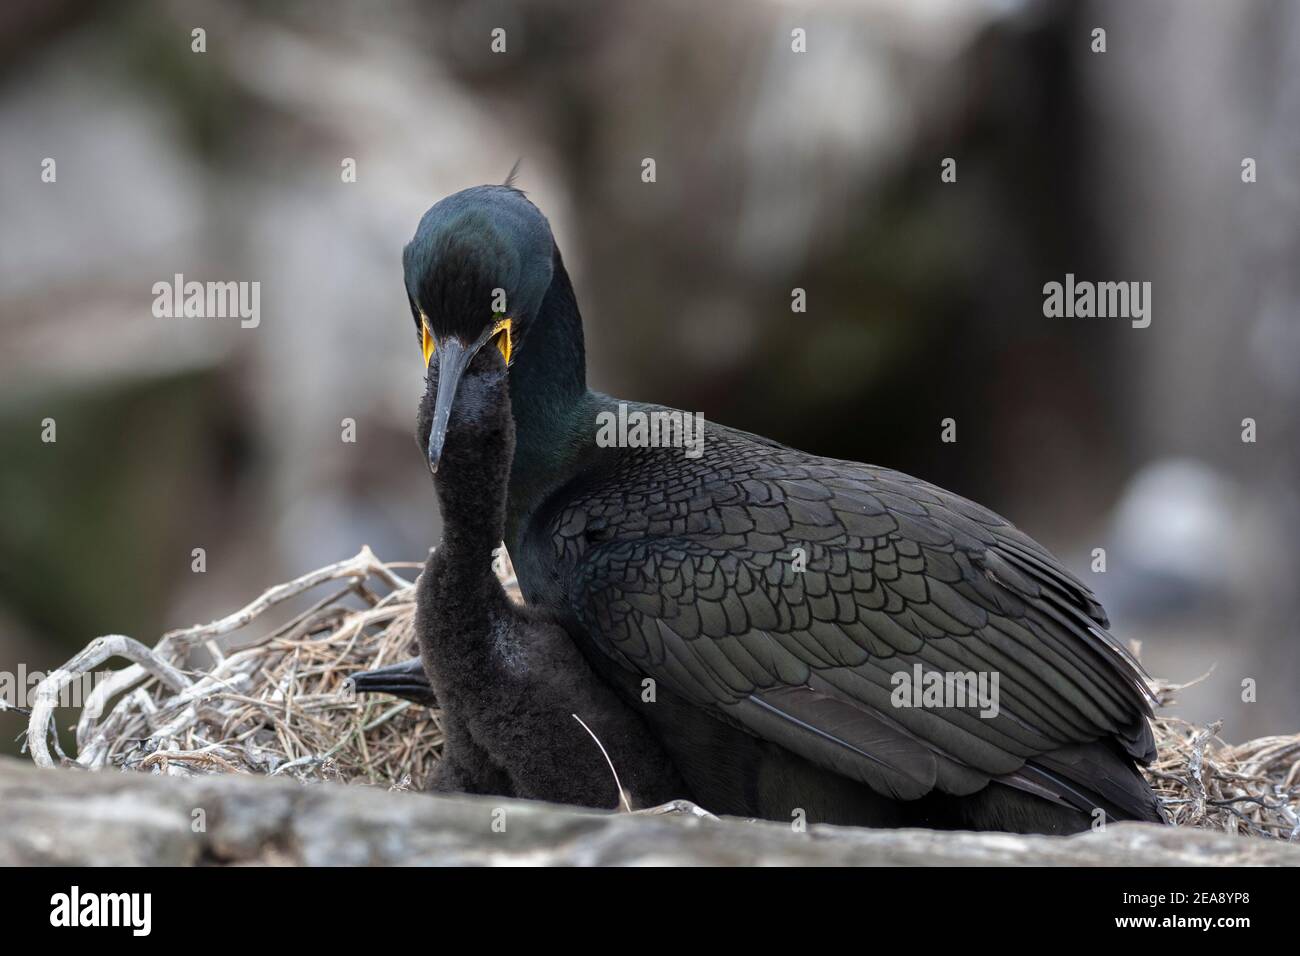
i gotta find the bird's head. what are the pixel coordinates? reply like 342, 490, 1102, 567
402, 184, 555, 473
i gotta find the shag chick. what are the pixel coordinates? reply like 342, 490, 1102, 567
355, 340, 683, 809
378, 184, 1166, 834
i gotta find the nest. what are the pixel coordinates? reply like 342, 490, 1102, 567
23, 548, 456, 789
22, 548, 1300, 839
1145, 676, 1300, 839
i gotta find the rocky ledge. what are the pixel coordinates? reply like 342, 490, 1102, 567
1, 758, 1295, 866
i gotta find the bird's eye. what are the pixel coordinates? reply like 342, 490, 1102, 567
420, 313, 436, 367
491, 317, 513, 365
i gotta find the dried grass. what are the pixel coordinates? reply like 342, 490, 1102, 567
1145, 678, 1300, 840
24, 548, 459, 790
23, 548, 1300, 839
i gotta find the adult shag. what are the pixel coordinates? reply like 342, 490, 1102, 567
371, 184, 1165, 833
355, 340, 682, 808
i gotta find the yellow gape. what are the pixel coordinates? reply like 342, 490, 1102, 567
421, 314, 436, 367
418, 313, 511, 367
491, 317, 513, 365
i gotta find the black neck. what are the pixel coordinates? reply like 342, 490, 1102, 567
424, 434, 509, 678
505, 248, 594, 549
433, 421, 512, 591
436, 482, 506, 581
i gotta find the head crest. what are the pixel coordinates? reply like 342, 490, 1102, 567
503, 158, 524, 190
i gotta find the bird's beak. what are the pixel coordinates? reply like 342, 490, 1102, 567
426, 337, 472, 474
351, 657, 437, 707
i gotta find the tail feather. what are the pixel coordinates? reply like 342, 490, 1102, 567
999, 739, 1167, 823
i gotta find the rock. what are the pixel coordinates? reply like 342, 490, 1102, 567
0, 757, 1294, 866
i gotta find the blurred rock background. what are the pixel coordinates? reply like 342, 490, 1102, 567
1, 0, 1297, 754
